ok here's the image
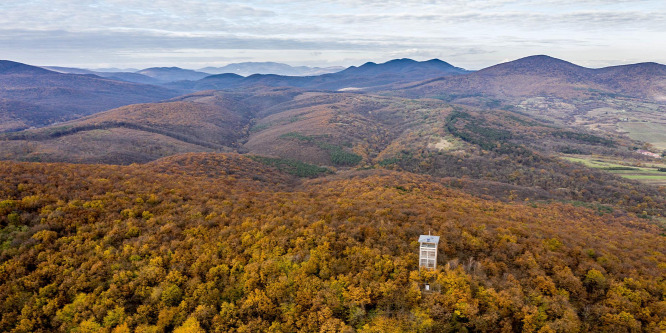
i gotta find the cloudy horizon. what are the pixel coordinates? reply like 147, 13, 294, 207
1, 0, 664, 70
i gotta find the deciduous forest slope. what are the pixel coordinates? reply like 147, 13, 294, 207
0, 154, 664, 332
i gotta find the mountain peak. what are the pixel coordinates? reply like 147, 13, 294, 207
342, 58, 466, 76
508, 55, 583, 67
358, 61, 378, 68
384, 58, 418, 64
423, 58, 454, 67
138, 66, 197, 72
478, 54, 589, 76
136, 67, 211, 82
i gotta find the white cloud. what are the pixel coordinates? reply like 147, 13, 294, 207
0, 0, 663, 68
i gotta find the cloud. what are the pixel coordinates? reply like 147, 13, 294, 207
320, 10, 666, 32
0, 28, 461, 52
0, 0, 663, 68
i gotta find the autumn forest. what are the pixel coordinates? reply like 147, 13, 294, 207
1, 55, 666, 332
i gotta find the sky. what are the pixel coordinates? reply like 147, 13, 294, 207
0, 0, 664, 70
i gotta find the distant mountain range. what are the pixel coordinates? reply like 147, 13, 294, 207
3, 54, 666, 221
42, 59, 467, 89
44, 62, 345, 84
172, 58, 470, 91
200, 62, 344, 76
45, 66, 215, 85
40, 56, 666, 102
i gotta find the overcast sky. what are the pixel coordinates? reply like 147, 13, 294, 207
1, 0, 664, 70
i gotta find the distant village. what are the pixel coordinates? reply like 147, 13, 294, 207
637, 149, 662, 159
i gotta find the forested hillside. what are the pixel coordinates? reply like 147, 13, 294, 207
0, 155, 664, 332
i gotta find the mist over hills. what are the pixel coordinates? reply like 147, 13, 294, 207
38, 58, 470, 91
135, 67, 211, 82
200, 62, 344, 76
44, 66, 211, 85
43, 62, 346, 84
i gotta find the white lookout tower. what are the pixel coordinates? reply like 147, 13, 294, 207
419, 234, 440, 270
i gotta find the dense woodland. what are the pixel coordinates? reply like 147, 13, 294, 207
0, 154, 664, 332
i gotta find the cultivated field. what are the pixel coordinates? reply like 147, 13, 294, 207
619, 121, 666, 150
561, 154, 666, 186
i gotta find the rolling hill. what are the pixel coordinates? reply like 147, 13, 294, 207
0, 88, 304, 164
594, 62, 666, 101
0, 96, 246, 164
3, 87, 665, 220
0, 60, 180, 132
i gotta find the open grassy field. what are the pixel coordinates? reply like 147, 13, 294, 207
561, 154, 666, 186
618, 121, 666, 150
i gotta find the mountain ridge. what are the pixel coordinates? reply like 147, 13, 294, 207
174, 58, 470, 92
0, 60, 180, 132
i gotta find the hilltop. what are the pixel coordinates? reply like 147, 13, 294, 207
3, 87, 665, 220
